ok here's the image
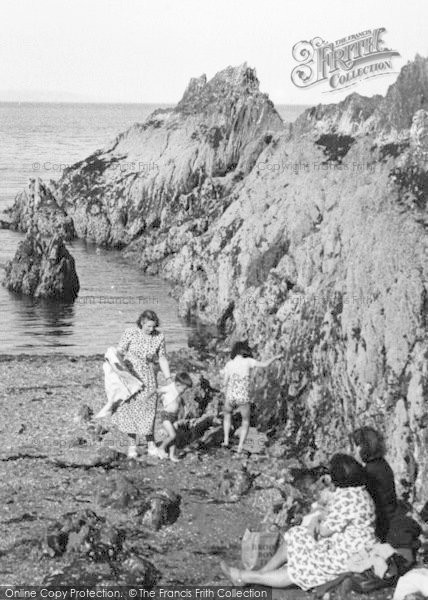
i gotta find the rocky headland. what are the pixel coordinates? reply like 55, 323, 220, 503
3, 57, 428, 512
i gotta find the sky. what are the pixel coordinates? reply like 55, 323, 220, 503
0, 0, 427, 105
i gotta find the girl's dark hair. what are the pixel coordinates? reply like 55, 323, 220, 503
353, 427, 385, 462
231, 341, 253, 359
136, 310, 160, 329
329, 453, 368, 488
175, 372, 193, 388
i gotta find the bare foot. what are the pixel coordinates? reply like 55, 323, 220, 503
220, 561, 243, 585
170, 456, 180, 463
221, 441, 229, 447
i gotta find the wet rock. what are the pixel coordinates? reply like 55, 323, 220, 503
0, 217, 11, 229
52, 447, 123, 470
235, 427, 267, 454
219, 465, 254, 502
116, 554, 160, 586
42, 509, 125, 561
2, 226, 79, 301
141, 489, 181, 530
95, 473, 143, 510
74, 404, 94, 424
42, 553, 159, 587
96, 473, 181, 531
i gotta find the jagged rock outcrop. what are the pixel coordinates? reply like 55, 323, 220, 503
5, 59, 428, 502
15, 64, 281, 249
6, 178, 76, 240
2, 227, 80, 301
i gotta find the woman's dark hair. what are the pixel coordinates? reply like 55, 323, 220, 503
136, 310, 160, 329
329, 453, 368, 488
230, 341, 253, 359
353, 427, 385, 462
175, 372, 193, 388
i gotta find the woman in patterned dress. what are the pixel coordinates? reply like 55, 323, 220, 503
221, 454, 378, 589
111, 310, 172, 458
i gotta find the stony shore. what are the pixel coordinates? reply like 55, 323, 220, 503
0, 352, 263, 587
0, 353, 400, 599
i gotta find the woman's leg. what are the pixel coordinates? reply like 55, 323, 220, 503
259, 539, 288, 573
127, 433, 138, 458
222, 402, 233, 446
243, 568, 293, 587
221, 561, 293, 588
237, 404, 251, 453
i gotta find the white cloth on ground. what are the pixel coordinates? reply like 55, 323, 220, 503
346, 542, 396, 579
95, 347, 143, 418
393, 568, 428, 600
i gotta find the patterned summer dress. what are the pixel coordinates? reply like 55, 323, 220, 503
283, 486, 377, 591
110, 327, 166, 436
223, 356, 257, 407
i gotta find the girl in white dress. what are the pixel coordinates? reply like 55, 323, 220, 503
221, 341, 281, 453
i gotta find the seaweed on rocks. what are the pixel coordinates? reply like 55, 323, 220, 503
315, 134, 355, 163
390, 164, 428, 210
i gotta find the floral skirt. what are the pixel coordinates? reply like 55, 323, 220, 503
284, 525, 375, 591
110, 361, 157, 437
111, 389, 157, 436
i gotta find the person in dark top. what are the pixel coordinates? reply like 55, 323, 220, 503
353, 427, 397, 541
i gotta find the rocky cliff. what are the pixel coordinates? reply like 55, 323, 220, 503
5, 60, 428, 503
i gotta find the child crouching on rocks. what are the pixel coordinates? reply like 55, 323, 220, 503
221, 341, 282, 454
155, 372, 193, 462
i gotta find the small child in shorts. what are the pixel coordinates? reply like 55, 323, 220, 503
221, 341, 282, 453
157, 372, 193, 462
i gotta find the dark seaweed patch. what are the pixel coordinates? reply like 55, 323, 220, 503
389, 165, 428, 210
315, 134, 355, 164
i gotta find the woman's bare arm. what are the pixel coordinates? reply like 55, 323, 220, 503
252, 354, 282, 368
159, 355, 172, 382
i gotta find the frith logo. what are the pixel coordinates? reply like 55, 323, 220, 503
291, 28, 400, 92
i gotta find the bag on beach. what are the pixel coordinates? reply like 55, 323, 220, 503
241, 528, 279, 571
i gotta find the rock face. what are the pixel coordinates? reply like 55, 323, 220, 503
3, 229, 80, 301
6, 60, 428, 502
39, 64, 282, 249
6, 178, 76, 240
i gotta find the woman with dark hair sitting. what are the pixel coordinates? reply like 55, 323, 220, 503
111, 309, 172, 459
353, 427, 397, 541
221, 454, 377, 589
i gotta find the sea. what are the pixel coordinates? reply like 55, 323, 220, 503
0, 102, 308, 355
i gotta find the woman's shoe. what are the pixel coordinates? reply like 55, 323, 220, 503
157, 449, 169, 459
220, 561, 244, 585
127, 445, 138, 459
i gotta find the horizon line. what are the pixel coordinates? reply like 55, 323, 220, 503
0, 98, 312, 107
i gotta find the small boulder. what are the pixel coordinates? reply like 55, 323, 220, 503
140, 489, 181, 530
43, 509, 124, 562
219, 465, 253, 502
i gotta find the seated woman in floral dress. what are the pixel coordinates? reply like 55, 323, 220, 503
221, 454, 378, 590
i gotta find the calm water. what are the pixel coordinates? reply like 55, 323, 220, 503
0, 102, 307, 355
